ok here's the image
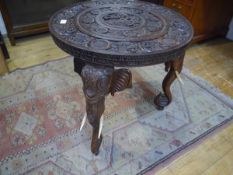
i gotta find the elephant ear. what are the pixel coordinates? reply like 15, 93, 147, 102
110, 69, 132, 96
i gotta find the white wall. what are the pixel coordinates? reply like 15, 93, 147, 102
226, 16, 233, 41
0, 13, 7, 35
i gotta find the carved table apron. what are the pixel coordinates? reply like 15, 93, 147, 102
49, 0, 193, 155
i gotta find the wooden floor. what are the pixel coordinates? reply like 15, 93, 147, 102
5, 33, 68, 71
4, 34, 233, 175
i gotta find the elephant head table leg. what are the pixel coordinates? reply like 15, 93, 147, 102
154, 52, 185, 110
80, 64, 114, 155
74, 58, 132, 155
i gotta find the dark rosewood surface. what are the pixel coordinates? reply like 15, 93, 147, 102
49, 0, 193, 155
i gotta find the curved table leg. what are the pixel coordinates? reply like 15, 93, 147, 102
81, 64, 114, 155
154, 53, 185, 110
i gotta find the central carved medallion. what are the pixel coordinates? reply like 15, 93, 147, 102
76, 5, 168, 42
100, 12, 144, 30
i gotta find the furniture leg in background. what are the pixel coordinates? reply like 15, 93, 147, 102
0, 47, 9, 75
0, 32, 10, 59
154, 52, 185, 110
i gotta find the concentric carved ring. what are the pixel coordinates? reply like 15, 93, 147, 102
76, 5, 168, 42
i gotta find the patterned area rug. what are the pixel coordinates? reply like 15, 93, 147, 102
0, 57, 233, 175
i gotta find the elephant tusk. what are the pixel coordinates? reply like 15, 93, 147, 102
175, 71, 184, 85
98, 116, 104, 139
80, 113, 87, 131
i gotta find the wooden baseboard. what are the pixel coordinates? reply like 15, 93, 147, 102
192, 31, 227, 43
0, 50, 9, 75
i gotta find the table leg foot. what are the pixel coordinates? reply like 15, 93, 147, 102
154, 93, 169, 110
91, 134, 102, 155
154, 53, 185, 110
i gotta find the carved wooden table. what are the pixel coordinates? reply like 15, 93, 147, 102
49, 0, 193, 155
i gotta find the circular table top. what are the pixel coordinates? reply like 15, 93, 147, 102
49, 0, 193, 67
